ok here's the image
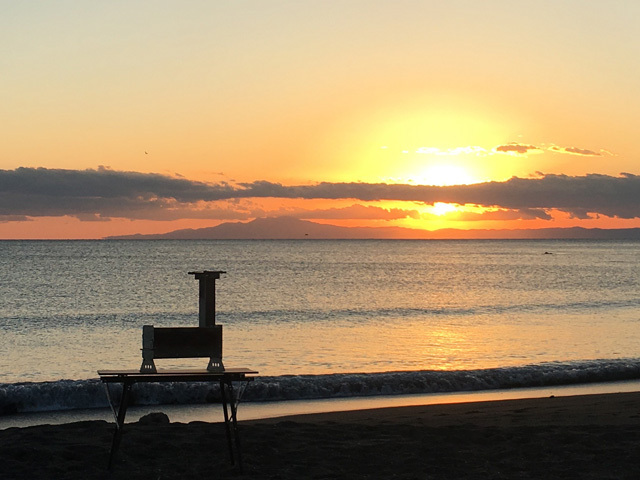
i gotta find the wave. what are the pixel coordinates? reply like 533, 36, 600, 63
4, 295, 640, 330
2, 359, 640, 415
220, 299, 640, 324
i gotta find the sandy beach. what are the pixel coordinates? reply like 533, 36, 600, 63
2, 391, 640, 479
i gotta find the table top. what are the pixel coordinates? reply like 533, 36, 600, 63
98, 368, 258, 383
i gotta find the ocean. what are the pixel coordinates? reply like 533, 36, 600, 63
2, 239, 640, 417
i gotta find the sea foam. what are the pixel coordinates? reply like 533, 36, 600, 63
2, 359, 640, 415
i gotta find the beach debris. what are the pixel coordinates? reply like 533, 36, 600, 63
138, 412, 170, 425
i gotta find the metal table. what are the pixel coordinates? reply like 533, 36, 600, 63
98, 368, 258, 471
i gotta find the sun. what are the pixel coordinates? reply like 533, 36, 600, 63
430, 202, 459, 216
413, 164, 479, 186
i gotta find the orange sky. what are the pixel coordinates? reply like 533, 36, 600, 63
2, 1, 640, 239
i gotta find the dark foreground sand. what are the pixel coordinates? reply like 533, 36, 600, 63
2, 392, 640, 479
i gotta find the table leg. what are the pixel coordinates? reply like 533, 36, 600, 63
108, 381, 132, 469
227, 380, 245, 473
220, 379, 235, 466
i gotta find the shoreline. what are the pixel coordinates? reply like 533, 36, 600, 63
2, 390, 640, 479
252, 390, 640, 427
3, 378, 640, 430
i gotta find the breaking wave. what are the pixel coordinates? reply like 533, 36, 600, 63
2, 359, 640, 415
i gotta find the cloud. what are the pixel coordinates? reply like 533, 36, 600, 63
1, 167, 639, 221
0, 167, 242, 220
415, 142, 608, 158
0, 215, 31, 223
494, 143, 544, 155
494, 143, 606, 157
455, 208, 553, 222
547, 146, 602, 156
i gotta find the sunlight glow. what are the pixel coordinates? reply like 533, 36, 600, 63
413, 164, 480, 186
430, 202, 458, 216
416, 146, 488, 156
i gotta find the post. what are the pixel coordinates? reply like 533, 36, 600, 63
188, 270, 226, 327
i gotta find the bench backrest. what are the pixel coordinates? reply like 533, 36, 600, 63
140, 325, 223, 373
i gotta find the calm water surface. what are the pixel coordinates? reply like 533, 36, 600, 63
1, 239, 640, 383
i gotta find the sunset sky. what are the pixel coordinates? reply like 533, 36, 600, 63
2, 1, 640, 239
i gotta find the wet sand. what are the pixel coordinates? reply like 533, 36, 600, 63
2, 391, 640, 479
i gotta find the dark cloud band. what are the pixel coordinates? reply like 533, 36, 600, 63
1, 167, 639, 220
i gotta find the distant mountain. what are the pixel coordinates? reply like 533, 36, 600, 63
106, 216, 640, 240
108, 217, 417, 239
